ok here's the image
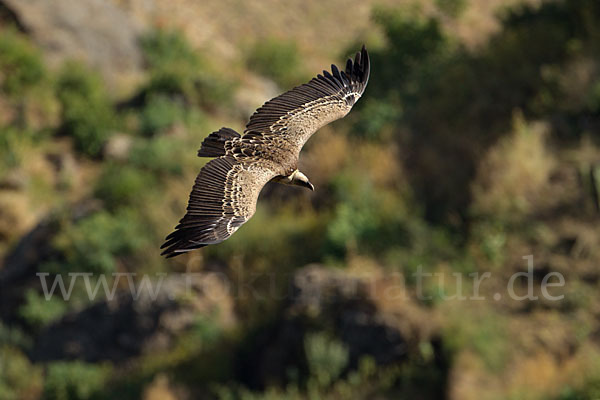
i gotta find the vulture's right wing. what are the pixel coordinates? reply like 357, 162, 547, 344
244, 45, 370, 152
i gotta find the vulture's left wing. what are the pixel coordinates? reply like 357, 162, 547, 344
244, 45, 370, 152
160, 156, 278, 258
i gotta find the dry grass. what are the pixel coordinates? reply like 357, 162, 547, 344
142, 374, 179, 400
471, 113, 555, 219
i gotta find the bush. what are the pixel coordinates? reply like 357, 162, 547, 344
443, 310, 509, 372
0, 29, 45, 96
305, 332, 349, 388
435, 0, 468, 18
0, 347, 43, 400
0, 323, 32, 349
19, 288, 68, 329
246, 38, 304, 88
324, 172, 417, 259
56, 62, 116, 157
369, 6, 448, 101
141, 30, 199, 99
470, 114, 554, 220
141, 29, 234, 108
138, 94, 186, 136
142, 29, 199, 74
0, 126, 33, 177
51, 208, 150, 274
128, 136, 185, 175
44, 361, 111, 400
350, 99, 401, 141
559, 378, 600, 400
94, 163, 156, 210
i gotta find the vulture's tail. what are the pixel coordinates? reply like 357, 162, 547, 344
197, 127, 241, 157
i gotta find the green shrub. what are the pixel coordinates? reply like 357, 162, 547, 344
0, 29, 45, 96
0, 347, 43, 400
56, 62, 115, 157
435, 0, 468, 18
324, 172, 419, 259
142, 29, 199, 100
51, 208, 149, 274
370, 6, 448, 100
558, 379, 600, 400
350, 99, 401, 140
443, 311, 509, 372
585, 79, 600, 113
305, 332, 349, 388
138, 94, 186, 136
44, 361, 111, 400
0, 323, 32, 349
128, 136, 185, 175
246, 38, 304, 88
141, 29, 234, 108
94, 163, 156, 210
18, 288, 68, 329
142, 29, 199, 74
0, 126, 32, 177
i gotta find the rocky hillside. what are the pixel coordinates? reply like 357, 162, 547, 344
1, 0, 600, 399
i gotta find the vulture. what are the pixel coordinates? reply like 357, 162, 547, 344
161, 45, 370, 257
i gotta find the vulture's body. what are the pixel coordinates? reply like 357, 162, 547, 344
161, 46, 370, 257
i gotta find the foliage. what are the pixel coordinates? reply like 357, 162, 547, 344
141, 29, 200, 100
0, 125, 33, 177
246, 38, 304, 88
325, 171, 418, 259
370, 5, 449, 102
19, 288, 68, 329
0, 29, 45, 96
558, 378, 600, 400
43, 361, 111, 400
471, 114, 554, 220
141, 29, 234, 108
304, 332, 349, 388
142, 29, 200, 73
127, 136, 185, 175
138, 94, 186, 136
435, 0, 468, 18
56, 62, 116, 157
94, 163, 156, 210
0, 347, 43, 400
50, 208, 149, 274
350, 99, 400, 141
443, 309, 509, 372
0, 323, 32, 349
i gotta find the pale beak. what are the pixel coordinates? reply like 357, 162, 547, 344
295, 178, 314, 191
292, 171, 315, 191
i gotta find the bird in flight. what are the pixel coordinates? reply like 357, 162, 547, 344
161, 46, 370, 257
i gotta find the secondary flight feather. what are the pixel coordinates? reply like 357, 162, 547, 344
161, 45, 370, 257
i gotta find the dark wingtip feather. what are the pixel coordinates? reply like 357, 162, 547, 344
359, 45, 370, 86
331, 64, 341, 81
161, 239, 207, 258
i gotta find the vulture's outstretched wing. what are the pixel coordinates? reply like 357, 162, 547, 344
244, 45, 370, 152
160, 156, 277, 258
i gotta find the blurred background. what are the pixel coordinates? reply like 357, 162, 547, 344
1, 0, 600, 398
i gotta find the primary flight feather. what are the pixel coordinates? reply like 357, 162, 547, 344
161, 45, 370, 257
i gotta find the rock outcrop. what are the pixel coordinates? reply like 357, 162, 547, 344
31, 273, 235, 362
238, 264, 440, 388
1, 0, 145, 88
